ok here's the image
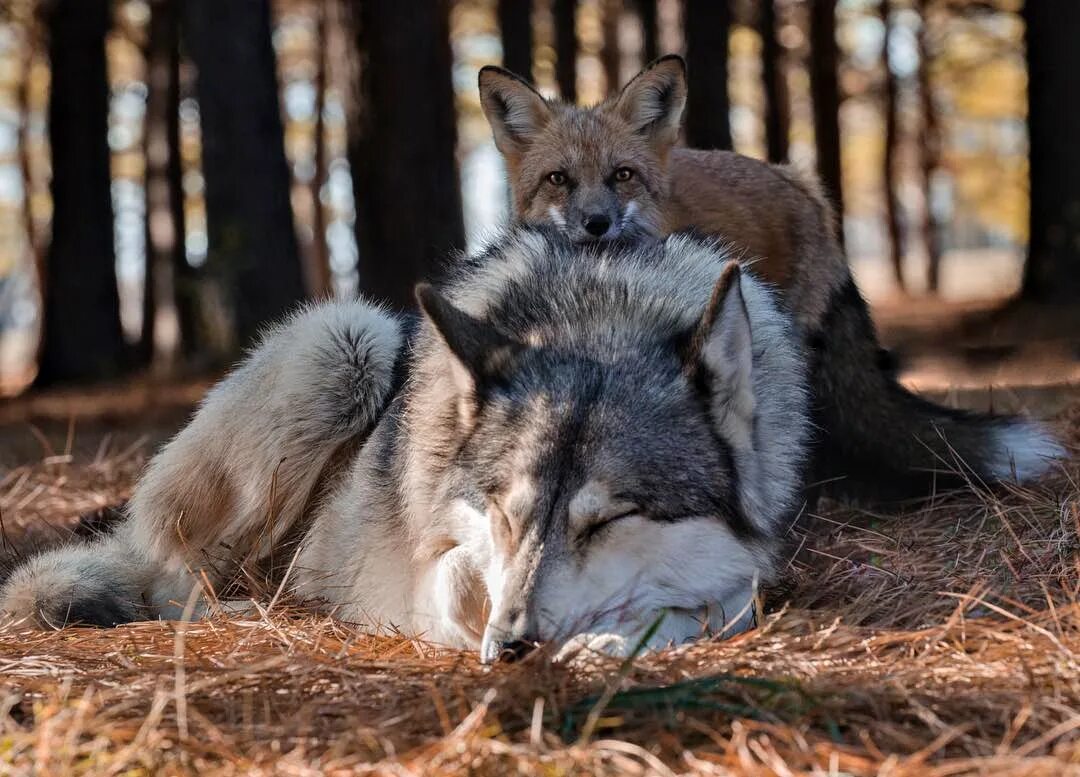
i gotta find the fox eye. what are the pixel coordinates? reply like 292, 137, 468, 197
614, 167, 634, 182
547, 171, 567, 186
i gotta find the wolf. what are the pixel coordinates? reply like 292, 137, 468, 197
1, 228, 809, 661
478, 56, 1064, 501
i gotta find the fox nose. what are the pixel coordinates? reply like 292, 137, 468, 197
583, 214, 611, 237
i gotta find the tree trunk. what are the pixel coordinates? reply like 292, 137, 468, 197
182, 0, 305, 347
809, 0, 844, 221
601, 0, 621, 94
916, 0, 943, 293
169, 20, 196, 359
554, 0, 578, 102
880, 0, 903, 290
498, 0, 533, 80
308, 0, 332, 299
18, 47, 43, 299
349, 0, 464, 311
759, 0, 789, 163
635, 0, 658, 64
37, 0, 126, 386
1021, 0, 1080, 304
140, 0, 185, 366
683, 0, 732, 150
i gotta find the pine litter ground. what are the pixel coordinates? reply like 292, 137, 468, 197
0, 403, 1078, 775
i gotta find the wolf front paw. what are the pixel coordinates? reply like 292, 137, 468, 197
553, 631, 634, 663
551, 601, 757, 665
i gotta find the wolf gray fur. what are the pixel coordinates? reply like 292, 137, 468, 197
1, 227, 809, 660
479, 56, 1065, 502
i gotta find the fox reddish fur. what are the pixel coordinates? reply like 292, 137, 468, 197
479, 56, 1064, 500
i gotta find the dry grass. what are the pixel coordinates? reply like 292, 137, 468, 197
0, 403, 1079, 775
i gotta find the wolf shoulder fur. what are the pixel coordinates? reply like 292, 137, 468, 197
2, 228, 809, 661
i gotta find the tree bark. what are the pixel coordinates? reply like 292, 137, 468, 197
809, 0, 844, 221
554, 0, 578, 102
1021, 0, 1080, 304
140, 0, 186, 365
349, 0, 464, 311
169, 20, 196, 359
916, 0, 943, 293
17, 46, 43, 298
498, 0, 533, 81
759, 0, 789, 163
635, 0, 658, 64
601, 0, 621, 94
683, 0, 732, 150
880, 0, 904, 290
182, 0, 305, 347
37, 0, 126, 386
308, 0, 332, 299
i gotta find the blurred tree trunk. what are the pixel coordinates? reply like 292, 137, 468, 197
37, 0, 126, 386
554, 0, 578, 102
307, 0, 332, 299
140, 0, 186, 365
809, 0, 844, 222
601, 0, 620, 94
917, 0, 943, 293
349, 0, 464, 311
17, 47, 42, 296
634, 0, 658, 64
683, 0, 732, 150
1021, 0, 1080, 304
183, 0, 305, 347
759, 0, 789, 163
498, 0, 533, 80
880, 0, 903, 290
169, 28, 196, 358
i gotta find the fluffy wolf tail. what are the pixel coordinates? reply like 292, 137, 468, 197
810, 279, 1065, 502
1, 300, 405, 629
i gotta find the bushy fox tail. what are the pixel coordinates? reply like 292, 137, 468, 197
1, 300, 405, 629
810, 279, 1065, 502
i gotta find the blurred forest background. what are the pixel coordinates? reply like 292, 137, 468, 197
0, 0, 1077, 396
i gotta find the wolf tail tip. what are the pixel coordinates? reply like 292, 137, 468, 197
990, 419, 1067, 482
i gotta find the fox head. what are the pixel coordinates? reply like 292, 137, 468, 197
410, 230, 808, 662
479, 56, 687, 243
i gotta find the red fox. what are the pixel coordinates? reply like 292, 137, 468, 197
479, 55, 1064, 501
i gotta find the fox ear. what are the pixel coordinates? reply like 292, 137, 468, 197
415, 283, 520, 391
614, 55, 687, 149
479, 66, 552, 159
683, 263, 755, 444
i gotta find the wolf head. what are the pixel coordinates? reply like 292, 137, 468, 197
478, 56, 687, 243
407, 229, 808, 661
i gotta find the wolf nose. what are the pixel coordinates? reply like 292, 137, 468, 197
583, 214, 611, 237
492, 638, 537, 663
481, 636, 538, 664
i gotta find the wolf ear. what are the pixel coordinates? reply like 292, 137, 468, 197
415, 283, 520, 391
614, 55, 687, 149
479, 66, 552, 159
683, 263, 755, 444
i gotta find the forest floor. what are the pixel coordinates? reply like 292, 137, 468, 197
0, 378, 1078, 775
